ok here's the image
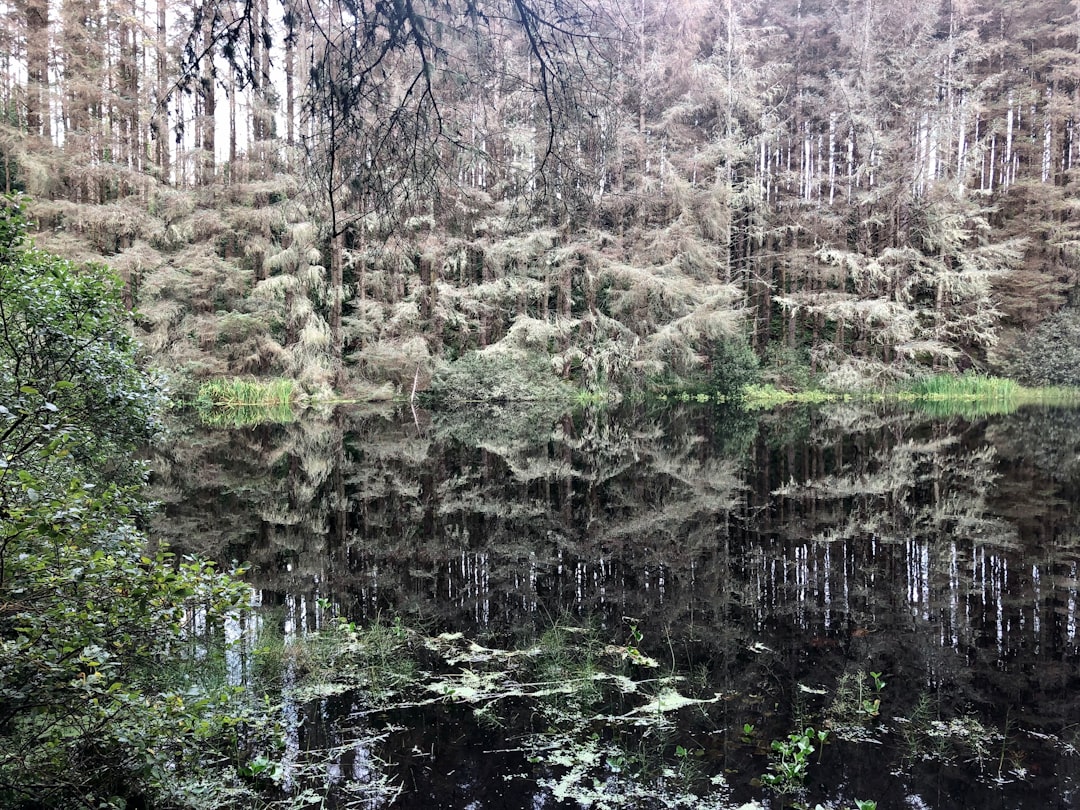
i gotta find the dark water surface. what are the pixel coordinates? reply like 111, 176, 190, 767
152, 402, 1080, 809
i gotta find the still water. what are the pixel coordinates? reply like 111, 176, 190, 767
152, 402, 1080, 809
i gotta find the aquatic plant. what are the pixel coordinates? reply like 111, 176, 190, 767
741, 383, 839, 408
196, 376, 298, 407
903, 373, 1080, 417
761, 726, 829, 793
826, 670, 887, 738
907, 372, 1022, 399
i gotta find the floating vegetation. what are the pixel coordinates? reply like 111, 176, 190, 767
895, 699, 1008, 783
283, 619, 737, 808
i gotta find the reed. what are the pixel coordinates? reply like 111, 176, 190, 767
903, 373, 1080, 418
195, 377, 298, 427
906, 373, 1021, 400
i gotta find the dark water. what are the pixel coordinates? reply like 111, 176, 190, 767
152, 402, 1080, 809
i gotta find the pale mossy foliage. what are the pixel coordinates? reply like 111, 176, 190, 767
256, 221, 333, 385
17, 166, 1049, 404
20, 169, 757, 400
13, 0, 1080, 403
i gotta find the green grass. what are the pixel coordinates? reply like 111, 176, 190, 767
905, 373, 1022, 400
742, 383, 840, 409
195, 377, 298, 427
726, 375, 1080, 416
901, 374, 1080, 418
574, 388, 615, 407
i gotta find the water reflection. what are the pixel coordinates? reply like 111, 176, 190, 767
151, 403, 1080, 808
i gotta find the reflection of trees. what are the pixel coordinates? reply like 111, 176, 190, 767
152, 403, 758, 633
721, 406, 1080, 747
153, 403, 1080, 805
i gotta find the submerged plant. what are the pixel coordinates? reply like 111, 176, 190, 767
827, 669, 886, 736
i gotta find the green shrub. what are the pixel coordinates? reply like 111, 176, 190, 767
427, 350, 574, 403
0, 196, 275, 808
708, 338, 759, 402
1004, 308, 1080, 386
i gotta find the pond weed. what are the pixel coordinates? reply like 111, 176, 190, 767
826, 669, 887, 739
761, 726, 829, 793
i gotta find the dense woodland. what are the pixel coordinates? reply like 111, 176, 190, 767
4, 0, 1080, 394
8, 3, 1080, 804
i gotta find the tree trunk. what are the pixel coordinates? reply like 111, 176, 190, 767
25, 0, 49, 139
331, 231, 344, 387
154, 0, 169, 177
200, 11, 215, 185
285, 0, 296, 154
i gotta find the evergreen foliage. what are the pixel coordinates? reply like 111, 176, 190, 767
707, 338, 759, 402
427, 349, 575, 404
6, 2, 1080, 393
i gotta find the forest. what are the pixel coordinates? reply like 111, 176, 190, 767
3, 0, 1080, 399
5, 0, 1080, 808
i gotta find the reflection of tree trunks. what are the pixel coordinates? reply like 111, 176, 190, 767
420, 455, 437, 541
561, 413, 573, 526
334, 412, 346, 553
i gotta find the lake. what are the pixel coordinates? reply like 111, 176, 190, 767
151, 401, 1080, 809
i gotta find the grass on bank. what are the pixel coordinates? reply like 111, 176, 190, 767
190, 371, 1080, 426
195, 377, 298, 427
899, 373, 1080, 418
667, 374, 1080, 415
741, 383, 841, 409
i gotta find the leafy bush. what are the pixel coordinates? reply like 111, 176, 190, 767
1004, 308, 1080, 386
0, 196, 272, 808
0, 201, 163, 491
707, 337, 759, 402
649, 337, 759, 401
